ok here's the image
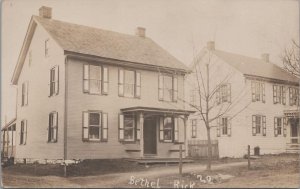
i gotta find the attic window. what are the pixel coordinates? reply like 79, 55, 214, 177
45, 39, 49, 57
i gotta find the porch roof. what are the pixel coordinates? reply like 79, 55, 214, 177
284, 110, 300, 118
120, 106, 195, 116
1, 118, 17, 131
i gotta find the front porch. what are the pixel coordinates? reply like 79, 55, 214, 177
120, 106, 195, 159
284, 110, 300, 153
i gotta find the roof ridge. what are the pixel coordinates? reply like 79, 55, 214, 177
32, 15, 145, 40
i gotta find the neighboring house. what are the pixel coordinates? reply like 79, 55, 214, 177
1, 118, 17, 159
11, 6, 194, 163
187, 41, 300, 157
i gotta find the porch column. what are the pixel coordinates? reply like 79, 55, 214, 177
139, 112, 144, 158
184, 115, 188, 158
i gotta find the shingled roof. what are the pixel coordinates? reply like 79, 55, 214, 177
212, 50, 299, 84
33, 16, 187, 71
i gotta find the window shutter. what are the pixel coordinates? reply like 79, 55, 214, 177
174, 117, 179, 142
102, 67, 109, 95
159, 117, 164, 141
252, 115, 256, 136
251, 81, 255, 102
262, 116, 266, 136
135, 72, 141, 98
283, 117, 287, 137
227, 84, 231, 103
25, 81, 29, 105
289, 87, 292, 106
274, 117, 278, 137
216, 118, 220, 137
118, 69, 124, 96
119, 114, 124, 141
173, 77, 178, 102
136, 118, 140, 140
24, 120, 27, 145
262, 83, 265, 103
282, 86, 286, 105
102, 113, 108, 141
54, 66, 59, 95
83, 65, 89, 93
216, 88, 220, 105
48, 114, 51, 142
53, 112, 58, 142
273, 85, 277, 104
158, 75, 164, 100
228, 118, 231, 136
83, 112, 89, 140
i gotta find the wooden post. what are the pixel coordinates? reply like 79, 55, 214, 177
179, 144, 183, 176
248, 145, 250, 170
64, 163, 67, 177
139, 112, 144, 158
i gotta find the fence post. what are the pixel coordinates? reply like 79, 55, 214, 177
179, 144, 182, 177
248, 145, 250, 170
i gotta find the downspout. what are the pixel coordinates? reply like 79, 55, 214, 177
64, 55, 69, 161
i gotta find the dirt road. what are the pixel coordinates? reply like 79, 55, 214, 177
3, 161, 247, 188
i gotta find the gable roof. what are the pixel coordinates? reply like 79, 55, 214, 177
35, 16, 187, 70
12, 16, 188, 84
211, 49, 299, 84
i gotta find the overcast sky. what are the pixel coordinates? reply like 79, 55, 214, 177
1, 0, 299, 126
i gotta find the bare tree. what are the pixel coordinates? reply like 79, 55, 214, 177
281, 39, 300, 78
178, 47, 251, 171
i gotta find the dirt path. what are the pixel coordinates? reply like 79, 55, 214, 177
2, 161, 247, 188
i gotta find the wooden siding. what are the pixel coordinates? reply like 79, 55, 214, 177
66, 57, 186, 159
15, 24, 65, 160
186, 51, 297, 157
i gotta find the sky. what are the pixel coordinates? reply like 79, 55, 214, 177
1, 0, 299, 126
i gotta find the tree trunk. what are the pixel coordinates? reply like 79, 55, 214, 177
206, 126, 212, 171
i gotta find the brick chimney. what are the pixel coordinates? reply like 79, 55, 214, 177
261, 53, 269, 63
136, 27, 146, 38
39, 6, 52, 19
207, 41, 215, 51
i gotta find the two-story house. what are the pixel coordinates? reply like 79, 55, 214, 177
187, 41, 299, 157
11, 6, 194, 163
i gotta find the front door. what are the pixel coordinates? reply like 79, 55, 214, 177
290, 118, 299, 143
144, 118, 157, 155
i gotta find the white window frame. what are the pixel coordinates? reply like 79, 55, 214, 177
191, 119, 197, 138
158, 74, 178, 102
49, 66, 59, 96
118, 69, 141, 98
83, 64, 109, 95
82, 111, 108, 142
48, 112, 58, 143
251, 81, 265, 103
20, 120, 27, 145
21, 81, 29, 106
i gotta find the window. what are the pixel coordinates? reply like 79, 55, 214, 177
252, 115, 266, 136
20, 120, 27, 145
289, 87, 299, 106
216, 84, 231, 104
217, 117, 231, 137
251, 81, 265, 103
45, 39, 49, 57
21, 81, 28, 106
191, 119, 197, 138
190, 89, 201, 108
49, 66, 59, 96
83, 111, 108, 141
274, 117, 287, 137
84, 64, 109, 95
48, 112, 58, 142
159, 117, 173, 142
118, 114, 139, 142
29, 51, 32, 67
273, 85, 286, 105
118, 69, 141, 98
158, 74, 178, 102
